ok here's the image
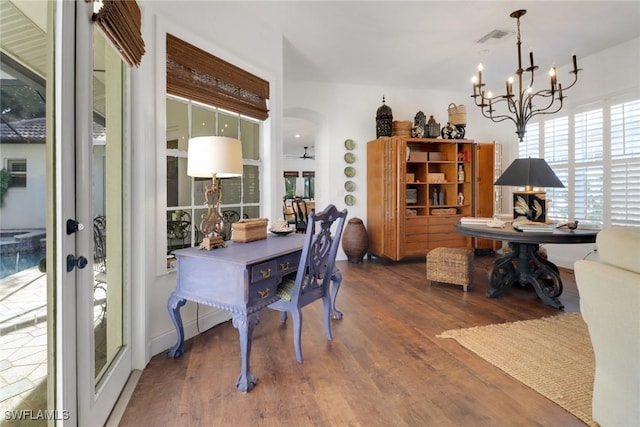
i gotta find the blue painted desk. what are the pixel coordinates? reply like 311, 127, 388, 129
167, 234, 344, 392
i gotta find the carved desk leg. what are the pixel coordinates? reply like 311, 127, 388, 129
232, 311, 260, 392
486, 243, 518, 298
330, 268, 343, 320
167, 293, 187, 358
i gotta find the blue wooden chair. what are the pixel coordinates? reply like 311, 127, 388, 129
269, 204, 347, 363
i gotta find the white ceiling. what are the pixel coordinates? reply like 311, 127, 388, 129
240, 1, 640, 155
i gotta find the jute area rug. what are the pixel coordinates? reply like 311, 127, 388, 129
437, 313, 596, 426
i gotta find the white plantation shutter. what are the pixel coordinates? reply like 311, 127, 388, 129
610, 100, 640, 226
575, 109, 603, 160
574, 164, 604, 223
574, 109, 604, 225
544, 117, 569, 163
543, 117, 569, 220
610, 161, 640, 225
519, 123, 540, 158
547, 168, 569, 221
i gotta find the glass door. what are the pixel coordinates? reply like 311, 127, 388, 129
0, 0, 52, 424
74, 2, 131, 425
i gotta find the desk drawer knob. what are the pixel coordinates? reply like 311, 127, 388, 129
260, 267, 272, 278
280, 261, 290, 270
258, 288, 270, 299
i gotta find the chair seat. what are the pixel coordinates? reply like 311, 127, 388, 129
276, 273, 321, 302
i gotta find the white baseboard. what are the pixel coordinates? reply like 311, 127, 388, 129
150, 308, 231, 357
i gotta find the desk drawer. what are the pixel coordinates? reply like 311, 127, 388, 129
248, 279, 278, 306
251, 260, 277, 283
277, 252, 300, 275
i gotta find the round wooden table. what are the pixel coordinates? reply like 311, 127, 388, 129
455, 223, 598, 309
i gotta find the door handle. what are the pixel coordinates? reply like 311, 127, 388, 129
67, 254, 88, 272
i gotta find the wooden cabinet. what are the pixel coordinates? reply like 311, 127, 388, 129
367, 136, 495, 261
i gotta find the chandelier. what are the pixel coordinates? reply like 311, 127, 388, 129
471, 9, 581, 142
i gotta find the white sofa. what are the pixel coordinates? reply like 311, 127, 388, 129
575, 226, 640, 427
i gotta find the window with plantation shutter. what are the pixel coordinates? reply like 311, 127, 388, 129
524, 98, 640, 228
543, 117, 569, 220
610, 99, 640, 226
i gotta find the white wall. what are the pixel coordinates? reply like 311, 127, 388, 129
0, 144, 46, 230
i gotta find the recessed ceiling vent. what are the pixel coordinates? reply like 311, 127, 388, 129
476, 29, 511, 44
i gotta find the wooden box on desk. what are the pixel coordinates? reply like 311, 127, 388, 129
231, 218, 268, 242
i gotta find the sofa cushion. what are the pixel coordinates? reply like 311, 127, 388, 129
596, 226, 640, 274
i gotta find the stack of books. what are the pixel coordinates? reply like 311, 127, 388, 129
512, 221, 555, 233
460, 217, 493, 225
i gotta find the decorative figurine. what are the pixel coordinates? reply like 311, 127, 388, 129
376, 96, 393, 138
458, 192, 465, 205
433, 188, 439, 206
439, 188, 445, 206
427, 115, 440, 138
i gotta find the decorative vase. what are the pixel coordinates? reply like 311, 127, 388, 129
441, 122, 459, 139
341, 217, 369, 264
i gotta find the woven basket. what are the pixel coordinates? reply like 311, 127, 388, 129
448, 103, 467, 126
426, 247, 474, 290
392, 120, 412, 138
431, 208, 457, 216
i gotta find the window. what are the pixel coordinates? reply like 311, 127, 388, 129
524, 98, 640, 228
166, 96, 262, 255
283, 171, 298, 199
303, 171, 315, 199
6, 159, 27, 188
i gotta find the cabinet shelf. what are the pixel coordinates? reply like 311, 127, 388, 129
368, 135, 493, 261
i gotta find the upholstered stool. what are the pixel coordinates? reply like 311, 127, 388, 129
426, 247, 474, 291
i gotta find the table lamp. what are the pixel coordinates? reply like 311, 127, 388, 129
494, 157, 564, 223
187, 136, 243, 249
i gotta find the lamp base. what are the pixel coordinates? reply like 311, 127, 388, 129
199, 235, 226, 250
513, 191, 546, 222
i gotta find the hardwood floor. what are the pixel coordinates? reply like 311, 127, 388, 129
119, 253, 586, 426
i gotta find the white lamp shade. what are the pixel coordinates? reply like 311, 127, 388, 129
187, 136, 243, 178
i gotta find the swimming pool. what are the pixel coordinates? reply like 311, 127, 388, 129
0, 250, 45, 280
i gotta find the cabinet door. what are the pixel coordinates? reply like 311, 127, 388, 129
474, 142, 498, 250
367, 137, 401, 260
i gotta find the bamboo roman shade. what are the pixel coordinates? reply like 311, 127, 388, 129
92, 0, 146, 67
166, 33, 270, 121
